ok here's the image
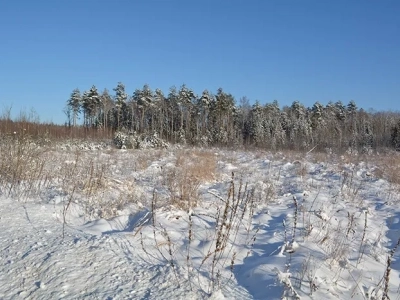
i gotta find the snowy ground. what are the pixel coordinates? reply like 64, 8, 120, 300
1, 147, 400, 299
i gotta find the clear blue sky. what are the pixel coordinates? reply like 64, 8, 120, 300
0, 0, 399, 123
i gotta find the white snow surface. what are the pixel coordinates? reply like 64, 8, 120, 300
1, 148, 400, 299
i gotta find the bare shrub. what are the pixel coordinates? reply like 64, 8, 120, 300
0, 113, 113, 141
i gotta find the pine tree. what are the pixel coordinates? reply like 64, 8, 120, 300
167, 86, 179, 142
287, 101, 310, 149
67, 88, 81, 127
238, 96, 252, 146
113, 82, 128, 130
310, 101, 323, 130
81, 91, 89, 127
177, 84, 195, 142
87, 85, 100, 127
249, 101, 264, 146
100, 89, 114, 129
346, 100, 358, 149
154, 88, 166, 138
212, 88, 235, 145
334, 101, 346, 121
196, 90, 213, 142
391, 119, 400, 150
264, 100, 285, 149
137, 84, 154, 134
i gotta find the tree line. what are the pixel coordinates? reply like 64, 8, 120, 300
65, 82, 400, 152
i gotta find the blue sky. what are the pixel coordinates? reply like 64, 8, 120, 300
0, 0, 399, 123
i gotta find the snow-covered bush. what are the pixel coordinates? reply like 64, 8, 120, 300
114, 131, 169, 150
57, 139, 110, 151
114, 131, 129, 149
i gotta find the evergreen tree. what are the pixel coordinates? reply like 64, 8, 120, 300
113, 82, 128, 129
334, 101, 346, 121
100, 89, 114, 129
391, 119, 400, 150
63, 83, 400, 152
212, 88, 235, 145
136, 84, 154, 133
310, 101, 323, 130
87, 85, 100, 127
177, 84, 195, 142
67, 88, 81, 127
167, 86, 180, 142
154, 88, 166, 138
346, 100, 358, 149
196, 90, 213, 142
249, 101, 264, 146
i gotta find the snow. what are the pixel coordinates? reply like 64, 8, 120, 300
1, 147, 400, 299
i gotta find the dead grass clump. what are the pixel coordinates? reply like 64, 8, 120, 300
254, 179, 276, 203
81, 159, 110, 197
373, 153, 400, 186
0, 130, 51, 198
338, 150, 400, 187
164, 149, 217, 209
183, 149, 217, 182
133, 149, 166, 171
276, 149, 304, 163
292, 160, 308, 179
164, 166, 201, 210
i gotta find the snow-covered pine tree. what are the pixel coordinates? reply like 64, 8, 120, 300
137, 84, 154, 134
264, 100, 285, 149
391, 118, 400, 150
310, 101, 324, 130
88, 85, 100, 127
287, 101, 310, 150
166, 86, 180, 142
346, 100, 358, 150
67, 88, 81, 127
212, 88, 235, 146
177, 84, 195, 143
81, 90, 89, 127
113, 82, 128, 130
194, 90, 212, 143
249, 101, 264, 146
154, 88, 166, 139
235, 97, 252, 146
100, 89, 114, 129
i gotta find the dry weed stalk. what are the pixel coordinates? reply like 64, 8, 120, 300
195, 175, 257, 294
346, 212, 356, 238
382, 237, 400, 300
186, 209, 194, 290
295, 254, 318, 295
357, 210, 368, 266
292, 196, 299, 245
62, 186, 76, 239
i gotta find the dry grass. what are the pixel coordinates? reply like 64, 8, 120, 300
163, 149, 217, 209
133, 149, 167, 171
177, 149, 217, 182
0, 130, 51, 198
371, 153, 400, 186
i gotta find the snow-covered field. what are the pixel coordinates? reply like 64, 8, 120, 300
1, 145, 400, 299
